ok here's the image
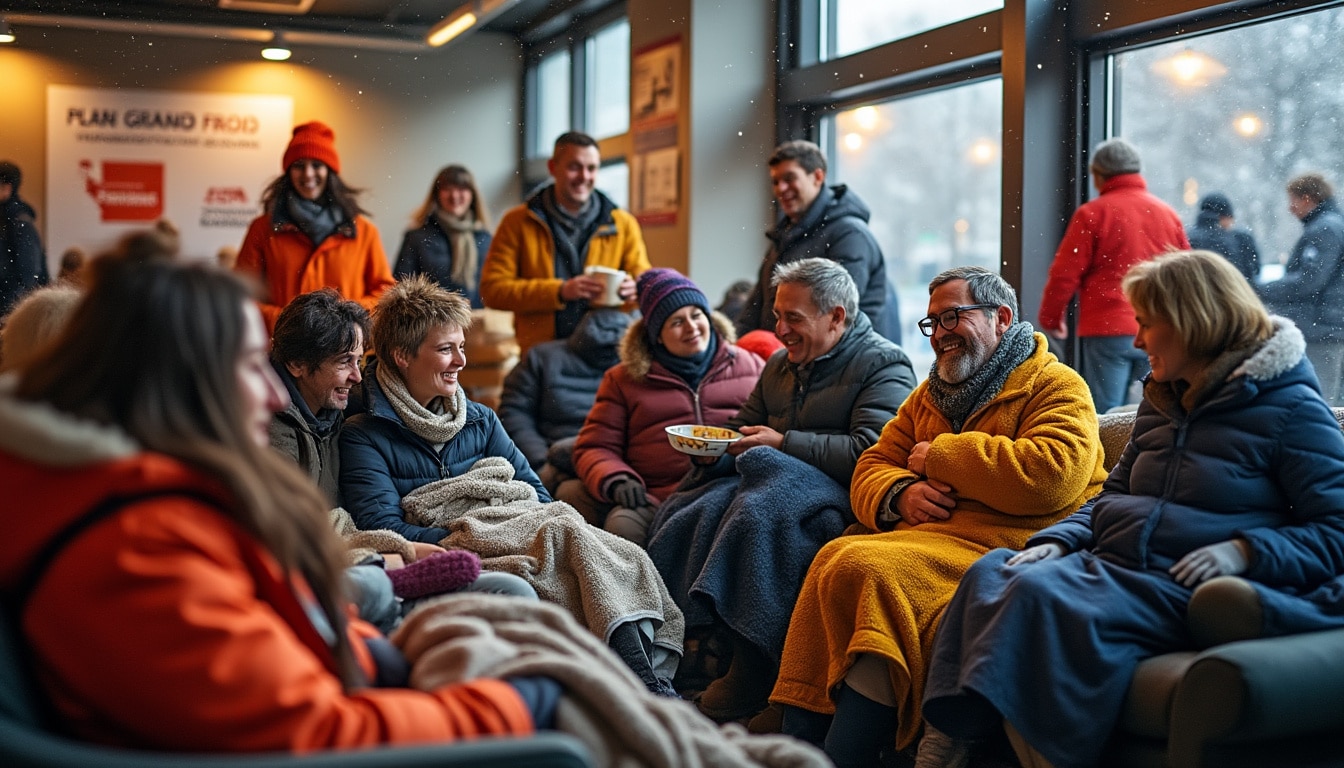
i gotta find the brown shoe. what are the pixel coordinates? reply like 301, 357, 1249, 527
747, 703, 784, 734
694, 637, 775, 721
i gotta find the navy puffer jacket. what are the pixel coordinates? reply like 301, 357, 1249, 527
1034, 318, 1344, 632
340, 358, 549, 543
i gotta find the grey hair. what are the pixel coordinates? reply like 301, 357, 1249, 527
929, 266, 1018, 322
772, 257, 859, 325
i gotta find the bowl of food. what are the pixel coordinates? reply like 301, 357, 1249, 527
665, 424, 743, 457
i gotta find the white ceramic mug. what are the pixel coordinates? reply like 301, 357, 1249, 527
585, 265, 627, 306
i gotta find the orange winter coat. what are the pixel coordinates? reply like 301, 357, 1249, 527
0, 414, 532, 753
236, 213, 396, 333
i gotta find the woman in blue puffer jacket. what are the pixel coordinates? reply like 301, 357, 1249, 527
920, 250, 1344, 768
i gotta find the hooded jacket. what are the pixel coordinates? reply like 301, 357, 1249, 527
1034, 319, 1344, 609
339, 358, 548, 544
498, 308, 635, 468
0, 383, 532, 752
236, 203, 396, 334
480, 186, 650, 355
1258, 198, 1344, 343
0, 195, 49, 316
573, 313, 764, 503
1186, 211, 1260, 282
730, 311, 917, 488
736, 184, 901, 344
1039, 174, 1189, 337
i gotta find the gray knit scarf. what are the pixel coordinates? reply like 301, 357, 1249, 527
432, 206, 486, 291
376, 361, 467, 447
540, 187, 601, 278
926, 321, 1036, 432
286, 193, 343, 246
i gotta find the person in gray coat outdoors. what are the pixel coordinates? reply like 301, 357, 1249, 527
1186, 192, 1260, 282
1258, 172, 1344, 405
735, 141, 902, 344
497, 307, 635, 491
648, 258, 916, 721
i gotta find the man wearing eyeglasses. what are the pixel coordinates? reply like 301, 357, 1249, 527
771, 266, 1105, 767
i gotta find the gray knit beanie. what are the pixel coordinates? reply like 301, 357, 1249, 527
1090, 138, 1142, 177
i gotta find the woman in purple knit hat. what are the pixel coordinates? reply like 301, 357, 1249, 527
558, 268, 765, 545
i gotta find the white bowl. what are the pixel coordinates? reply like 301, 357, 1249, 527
665, 424, 743, 457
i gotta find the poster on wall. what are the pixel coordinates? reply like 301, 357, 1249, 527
630, 36, 681, 227
45, 85, 293, 270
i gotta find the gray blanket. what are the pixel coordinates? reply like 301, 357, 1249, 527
395, 594, 828, 768
401, 457, 684, 658
646, 447, 852, 660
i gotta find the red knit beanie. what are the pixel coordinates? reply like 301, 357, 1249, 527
283, 121, 341, 174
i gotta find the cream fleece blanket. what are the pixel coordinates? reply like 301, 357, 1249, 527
330, 506, 416, 565
400, 457, 684, 656
394, 594, 828, 768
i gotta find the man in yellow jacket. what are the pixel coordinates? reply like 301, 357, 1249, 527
480, 131, 650, 355
770, 266, 1107, 768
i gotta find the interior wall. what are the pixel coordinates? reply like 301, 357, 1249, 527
627, 0, 775, 305
0, 26, 522, 263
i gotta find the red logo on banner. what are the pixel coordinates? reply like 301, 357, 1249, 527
204, 187, 248, 205
79, 159, 164, 222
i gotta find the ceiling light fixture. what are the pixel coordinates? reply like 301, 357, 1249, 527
426, 0, 522, 48
261, 31, 292, 60
0, 20, 16, 44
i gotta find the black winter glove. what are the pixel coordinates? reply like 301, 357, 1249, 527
609, 477, 649, 509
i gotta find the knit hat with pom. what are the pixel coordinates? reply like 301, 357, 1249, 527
637, 268, 711, 343
283, 121, 341, 174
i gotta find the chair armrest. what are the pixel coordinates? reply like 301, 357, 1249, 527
0, 720, 592, 768
1167, 627, 1344, 767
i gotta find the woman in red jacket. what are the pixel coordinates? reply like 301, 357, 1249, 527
0, 253, 554, 752
560, 269, 765, 546
236, 121, 396, 333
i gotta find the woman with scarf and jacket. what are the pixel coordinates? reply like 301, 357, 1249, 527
0, 253, 556, 753
560, 269, 765, 546
236, 121, 396, 332
920, 250, 1344, 768
394, 165, 491, 308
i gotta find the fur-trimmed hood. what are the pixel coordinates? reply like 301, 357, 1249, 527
1147, 315, 1308, 414
620, 311, 737, 380
0, 373, 138, 467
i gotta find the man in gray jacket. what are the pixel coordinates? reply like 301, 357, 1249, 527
735, 141, 901, 344
268, 288, 369, 505
650, 258, 916, 722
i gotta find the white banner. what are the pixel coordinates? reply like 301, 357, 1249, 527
45, 85, 293, 269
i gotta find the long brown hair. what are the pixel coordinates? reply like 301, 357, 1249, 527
409, 164, 491, 229
17, 254, 362, 687
261, 167, 369, 222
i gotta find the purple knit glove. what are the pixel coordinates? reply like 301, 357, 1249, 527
386, 550, 481, 599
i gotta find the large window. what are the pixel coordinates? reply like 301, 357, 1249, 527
826, 79, 1003, 377
1112, 6, 1344, 276
523, 10, 629, 202
826, 0, 1001, 60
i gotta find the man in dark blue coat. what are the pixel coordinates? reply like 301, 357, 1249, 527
0, 161, 49, 317
735, 141, 901, 344
1186, 192, 1260, 281
1258, 172, 1344, 405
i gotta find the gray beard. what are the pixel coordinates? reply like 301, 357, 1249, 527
936, 334, 988, 383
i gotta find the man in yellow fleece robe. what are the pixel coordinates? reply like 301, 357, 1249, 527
770, 266, 1107, 768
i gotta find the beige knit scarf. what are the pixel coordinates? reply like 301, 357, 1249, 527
376, 361, 467, 446
432, 207, 485, 292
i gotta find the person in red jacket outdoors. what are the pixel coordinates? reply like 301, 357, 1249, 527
1038, 138, 1189, 413
236, 120, 396, 333
0, 252, 557, 753
560, 268, 765, 546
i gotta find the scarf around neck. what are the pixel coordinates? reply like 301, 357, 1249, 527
652, 332, 719, 390
376, 360, 467, 446
926, 321, 1036, 432
432, 207, 485, 291
286, 193, 344, 246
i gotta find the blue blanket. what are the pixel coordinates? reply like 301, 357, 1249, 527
646, 446, 853, 660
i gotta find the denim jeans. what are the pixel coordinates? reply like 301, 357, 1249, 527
1080, 335, 1149, 413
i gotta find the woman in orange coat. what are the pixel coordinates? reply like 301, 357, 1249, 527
0, 253, 555, 752
236, 121, 395, 332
